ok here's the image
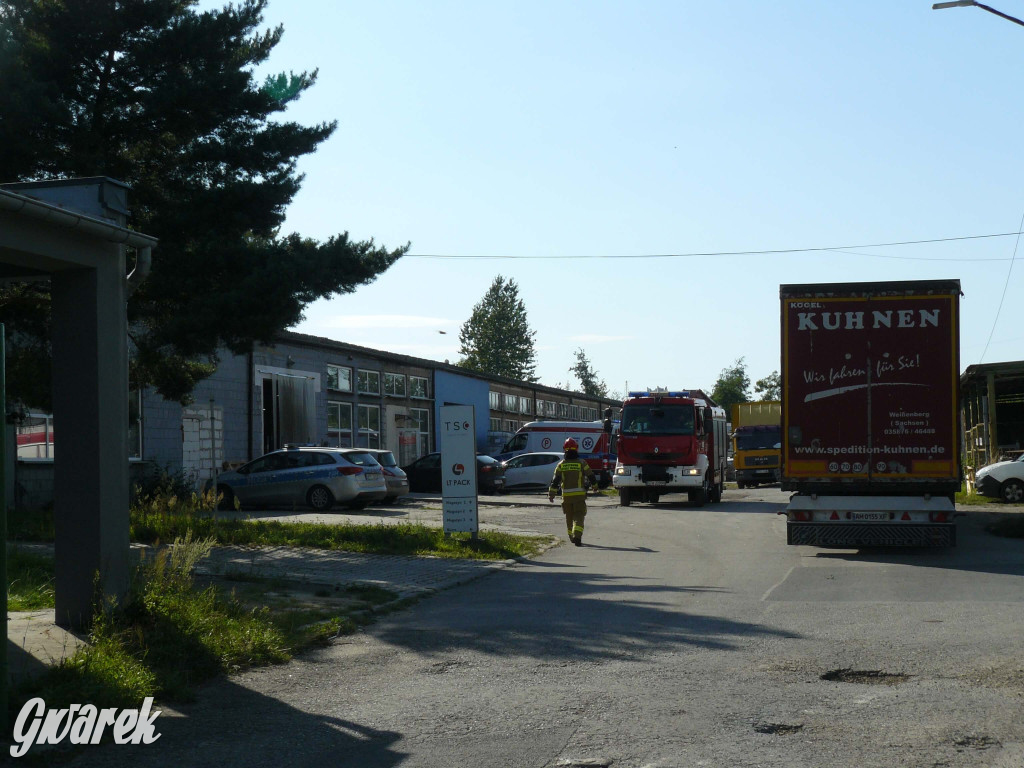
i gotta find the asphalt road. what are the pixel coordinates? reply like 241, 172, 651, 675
64, 487, 1024, 768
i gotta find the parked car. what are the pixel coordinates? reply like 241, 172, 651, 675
402, 452, 505, 494
974, 453, 1024, 503
365, 449, 410, 502
214, 446, 387, 511
501, 451, 563, 491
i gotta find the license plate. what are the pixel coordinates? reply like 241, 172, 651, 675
364, 472, 380, 480
850, 511, 889, 521
643, 480, 669, 486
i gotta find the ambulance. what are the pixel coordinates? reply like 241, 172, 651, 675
492, 420, 616, 488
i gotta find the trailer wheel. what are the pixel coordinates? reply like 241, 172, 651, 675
737, 481, 745, 489
1001, 479, 1024, 504
619, 488, 632, 507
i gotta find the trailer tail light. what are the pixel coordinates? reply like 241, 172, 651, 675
792, 510, 812, 522
901, 512, 911, 521
929, 511, 948, 523
337, 466, 362, 476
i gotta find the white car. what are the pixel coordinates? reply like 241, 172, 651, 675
501, 451, 564, 491
975, 454, 1024, 503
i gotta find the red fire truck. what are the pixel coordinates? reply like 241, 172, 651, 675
612, 388, 728, 506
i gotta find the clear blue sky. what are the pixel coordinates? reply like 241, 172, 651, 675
238, 0, 1023, 397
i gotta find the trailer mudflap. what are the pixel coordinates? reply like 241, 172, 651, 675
787, 521, 956, 547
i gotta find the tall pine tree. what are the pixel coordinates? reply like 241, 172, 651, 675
0, 0, 407, 405
457, 276, 537, 381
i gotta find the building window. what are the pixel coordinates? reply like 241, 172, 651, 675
326, 364, 353, 392
503, 394, 517, 412
357, 369, 381, 395
490, 417, 502, 432
384, 372, 406, 397
559, 402, 569, 418
570, 404, 580, 420
357, 404, 381, 448
489, 391, 501, 410
505, 420, 518, 432
520, 397, 532, 416
409, 375, 428, 398
410, 407, 430, 455
327, 401, 353, 447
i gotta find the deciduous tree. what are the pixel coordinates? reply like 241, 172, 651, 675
570, 348, 608, 398
754, 371, 781, 401
710, 357, 750, 416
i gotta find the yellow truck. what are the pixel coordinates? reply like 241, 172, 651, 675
731, 401, 781, 488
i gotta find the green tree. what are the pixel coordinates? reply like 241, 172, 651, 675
570, 348, 608, 398
710, 357, 750, 416
457, 276, 537, 381
0, 0, 406, 405
754, 371, 781, 401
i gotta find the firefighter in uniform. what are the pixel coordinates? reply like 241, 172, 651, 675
548, 437, 596, 546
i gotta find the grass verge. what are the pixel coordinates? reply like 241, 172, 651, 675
7, 549, 56, 610
6, 488, 551, 743
129, 490, 550, 560
6, 533, 402, 731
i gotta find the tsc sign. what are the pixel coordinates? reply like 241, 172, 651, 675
440, 405, 478, 534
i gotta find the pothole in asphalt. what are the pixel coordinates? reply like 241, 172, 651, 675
753, 722, 804, 735
953, 734, 1001, 750
820, 668, 911, 685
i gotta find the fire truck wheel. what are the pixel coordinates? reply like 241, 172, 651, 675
619, 488, 632, 506
710, 481, 723, 504
689, 475, 709, 507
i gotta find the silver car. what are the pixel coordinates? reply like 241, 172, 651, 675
215, 447, 387, 511
365, 449, 410, 502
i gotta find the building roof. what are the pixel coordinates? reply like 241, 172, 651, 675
275, 330, 620, 406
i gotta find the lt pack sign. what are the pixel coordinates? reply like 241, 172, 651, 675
440, 405, 478, 534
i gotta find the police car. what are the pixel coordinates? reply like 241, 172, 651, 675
215, 446, 387, 511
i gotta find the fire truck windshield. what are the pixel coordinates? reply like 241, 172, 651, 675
620, 405, 694, 436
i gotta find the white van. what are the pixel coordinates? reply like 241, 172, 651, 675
493, 420, 616, 487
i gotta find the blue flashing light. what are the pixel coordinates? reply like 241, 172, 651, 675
627, 390, 692, 398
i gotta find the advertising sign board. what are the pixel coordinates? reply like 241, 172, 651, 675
440, 405, 478, 534
781, 282, 960, 488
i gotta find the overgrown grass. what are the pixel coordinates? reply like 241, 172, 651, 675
129, 489, 550, 560
955, 484, 1000, 507
7, 533, 287, 727
8, 487, 552, 560
7, 549, 56, 610
5, 485, 550, 738
7, 537, 405, 731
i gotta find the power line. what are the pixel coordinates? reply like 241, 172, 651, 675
979, 213, 1023, 363
405, 231, 1021, 260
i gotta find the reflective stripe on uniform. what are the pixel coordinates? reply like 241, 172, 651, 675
553, 460, 588, 496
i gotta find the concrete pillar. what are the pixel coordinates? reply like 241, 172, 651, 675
51, 254, 130, 629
